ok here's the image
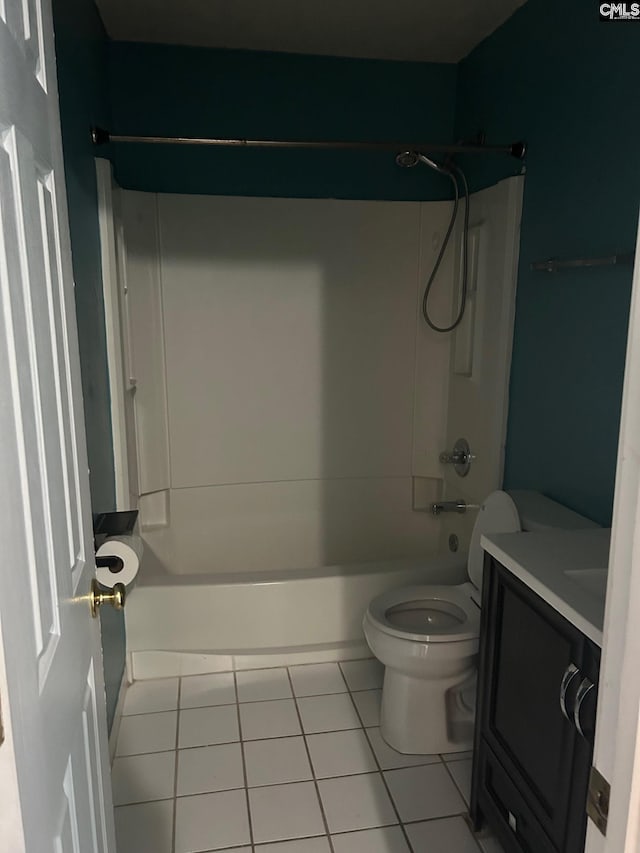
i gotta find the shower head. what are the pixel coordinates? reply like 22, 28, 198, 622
395, 150, 451, 175
395, 150, 420, 168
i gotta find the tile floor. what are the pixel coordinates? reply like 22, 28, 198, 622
113, 659, 504, 853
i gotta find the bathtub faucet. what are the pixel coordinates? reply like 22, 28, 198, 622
430, 500, 479, 516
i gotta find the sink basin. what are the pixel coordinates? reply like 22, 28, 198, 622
564, 568, 608, 598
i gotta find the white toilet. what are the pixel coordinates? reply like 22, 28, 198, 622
363, 490, 597, 755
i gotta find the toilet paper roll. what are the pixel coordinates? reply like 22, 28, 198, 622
95, 534, 143, 589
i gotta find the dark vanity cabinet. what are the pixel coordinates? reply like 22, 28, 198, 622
471, 555, 600, 853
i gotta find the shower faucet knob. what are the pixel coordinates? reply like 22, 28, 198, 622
439, 450, 473, 464
439, 438, 475, 478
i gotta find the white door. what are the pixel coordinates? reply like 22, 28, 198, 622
585, 217, 640, 852
0, 1, 117, 851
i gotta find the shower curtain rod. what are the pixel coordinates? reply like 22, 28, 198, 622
90, 126, 526, 159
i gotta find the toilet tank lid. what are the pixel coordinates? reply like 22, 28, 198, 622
467, 491, 521, 591
507, 490, 599, 532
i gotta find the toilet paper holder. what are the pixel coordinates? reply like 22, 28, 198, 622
95, 554, 125, 573
93, 509, 137, 575
93, 509, 138, 547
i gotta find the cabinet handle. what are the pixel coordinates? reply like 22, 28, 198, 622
574, 677, 596, 739
560, 663, 580, 722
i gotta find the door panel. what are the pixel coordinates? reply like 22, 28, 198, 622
0, 1, 116, 849
491, 580, 579, 813
586, 221, 640, 853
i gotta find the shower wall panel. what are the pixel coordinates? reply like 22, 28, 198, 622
121, 192, 452, 574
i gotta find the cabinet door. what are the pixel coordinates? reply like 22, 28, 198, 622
482, 560, 585, 851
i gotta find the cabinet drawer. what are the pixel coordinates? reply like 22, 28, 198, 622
477, 743, 557, 853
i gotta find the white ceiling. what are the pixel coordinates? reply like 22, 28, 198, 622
95, 0, 526, 64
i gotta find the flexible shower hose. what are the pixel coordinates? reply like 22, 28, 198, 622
422, 165, 470, 333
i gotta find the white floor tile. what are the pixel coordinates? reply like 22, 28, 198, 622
123, 678, 179, 715
366, 727, 440, 771
306, 729, 377, 778
179, 705, 239, 748
351, 690, 382, 726
318, 773, 397, 833
180, 672, 236, 708
114, 800, 173, 853
256, 838, 331, 852
244, 736, 312, 787
442, 749, 473, 762
297, 693, 361, 734
331, 826, 410, 853
177, 743, 244, 795
340, 659, 384, 691
236, 667, 292, 702
175, 789, 251, 853
239, 698, 301, 740
249, 781, 325, 844
112, 751, 176, 805
112, 659, 481, 853
384, 764, 466, 823
404, 816, 479, 852
447, 757, 473, 805
116, 711, 177, 756
289, 663, 347, 696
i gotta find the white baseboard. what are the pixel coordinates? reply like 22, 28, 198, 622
130, 642, 372, 681
109, 669, 130, 763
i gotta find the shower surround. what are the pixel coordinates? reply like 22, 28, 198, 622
100, 181, 522, 679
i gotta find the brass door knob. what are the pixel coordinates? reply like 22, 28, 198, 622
90, 577, 126, 618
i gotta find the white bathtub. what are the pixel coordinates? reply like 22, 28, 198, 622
125, 552, 467, 680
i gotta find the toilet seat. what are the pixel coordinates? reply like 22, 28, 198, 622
366, 583, 480, 644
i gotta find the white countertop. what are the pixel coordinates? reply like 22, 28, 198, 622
481, 527, 612, 647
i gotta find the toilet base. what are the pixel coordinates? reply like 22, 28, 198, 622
380, 665, 476, 755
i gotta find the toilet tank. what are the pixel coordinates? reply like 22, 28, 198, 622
508, 490, 599, 532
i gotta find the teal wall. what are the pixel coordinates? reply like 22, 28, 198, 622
52, 0, 124, 731
107, 42, 457, 201
456, 0, 638, 525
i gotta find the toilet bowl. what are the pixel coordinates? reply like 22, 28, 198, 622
363, 490, 521, 755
